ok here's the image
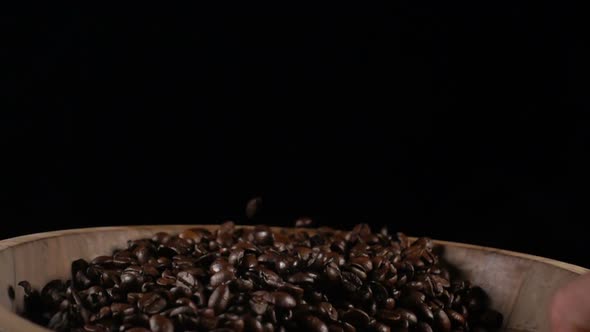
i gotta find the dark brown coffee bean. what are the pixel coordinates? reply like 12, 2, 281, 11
317, 302, 338, 321
211, 269, 236, 287
126, 328, 150, 332
149, 315, 173, 332
249, 290, 271, 315
288, 272, 318, 285
83, 324, 108, 332
445, 308, 466, 326
175, 271, 198, 290
253, 225, 274, 245
301, 315, 329, 332
416, 322, 434, 332
377, 309, 402, 325
384, 298, 396, 310
246, 197, 263, 219
415, 301, 434, 323
350, 256, 373, 272
277, 283, 305, 299
341, 271, 362, 293
170, 305, 197, 317
262, 322, 275, 332
295, 217, 313, 227
244, 314, 264, 332
138, 292, 167, 314
272, 291, 296, 309
434, 309, 452, 332
342, 308, 370, 328
323, 264, 342, 282
209, 283, 231, 314
369, 321, 390, 332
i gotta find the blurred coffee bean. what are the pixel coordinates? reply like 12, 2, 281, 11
149, 315, 173, 332
295, 217, 314, 228
301, 315, 329, 332
246, 197, 262, 219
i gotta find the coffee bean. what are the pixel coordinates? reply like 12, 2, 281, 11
341, 271, 362, 293
209, 283, 231, 314
253, 225, 273, 246
445, 308, 466, 326
301, 315, 329, 332
149, 315, 173, 332
126, 328, 150, 332
317, 302, 338, 321
138, 292, 167, 314
249, 291, 271, 315
272, 291, 296, 309
416, 322, 434, 332
295, 217, 314, 228
369, 321, 391, 332
434, 309, 452, 332
342, 308, 370, 328
211, 269, 236, 287
246, 197, 263, 219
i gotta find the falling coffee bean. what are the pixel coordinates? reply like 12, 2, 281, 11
246, 197, 263, 219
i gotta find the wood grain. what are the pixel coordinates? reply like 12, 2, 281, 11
0, 225, 587, 332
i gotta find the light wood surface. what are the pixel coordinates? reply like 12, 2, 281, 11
0, 225, 587, 332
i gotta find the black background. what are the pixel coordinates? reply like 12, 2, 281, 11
2, 3, 589, 266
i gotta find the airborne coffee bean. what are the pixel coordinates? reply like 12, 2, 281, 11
19, 222, 503, 331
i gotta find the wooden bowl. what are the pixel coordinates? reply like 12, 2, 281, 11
0, 225, 587, 332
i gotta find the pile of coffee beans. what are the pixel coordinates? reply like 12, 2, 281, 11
19, 223, 503, 332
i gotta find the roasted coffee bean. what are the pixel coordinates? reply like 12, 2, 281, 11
341, 271, 362, 293
20, 224, 502, 332
149, 315, 173, 332
126, 328, 150, 332
301, 315, 329, 332
246, 197, 263, 219
249, 290, 271, 315
295, 217, 314, 228
209, 283, 231, 314
416, 322, 434, 332
369, 321, 391, 332
434, 309, 452, 332
138, 292, 167, 314
316, 302, 338, 321
342, 308, 370, 328
211, 269, 236, 287
272, 291, 296, 309
244, 314, 263, 332
170, 305, 196, 317
445, 308, 466, 326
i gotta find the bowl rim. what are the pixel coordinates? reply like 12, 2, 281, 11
1, 224, 587, 274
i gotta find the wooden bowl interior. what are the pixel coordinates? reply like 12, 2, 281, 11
0, 225, 586, 332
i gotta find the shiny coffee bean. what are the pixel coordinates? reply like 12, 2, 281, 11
138, 292, 167, 314
209, 283, 231, 314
